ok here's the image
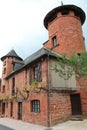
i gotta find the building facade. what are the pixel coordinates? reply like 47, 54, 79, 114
0, 4, 87, 126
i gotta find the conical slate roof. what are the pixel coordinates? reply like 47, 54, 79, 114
1, 49, 23, 61
44, 4, 86, 29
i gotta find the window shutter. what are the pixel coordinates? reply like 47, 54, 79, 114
12, 78, 15, 96
29, 68, 32, 84
38, 62, 42, 82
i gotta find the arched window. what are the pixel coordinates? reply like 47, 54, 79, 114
31, 100, 40, 113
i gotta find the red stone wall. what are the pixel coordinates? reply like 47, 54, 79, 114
15, 70, 25, 88
49, 92, 71, 126
70, 77, 87, 119
22, 91, 48, 126
0, 58, 49, 126
79, 78, 87, 118
80, 89, 87, 118
3, 91, 48, 126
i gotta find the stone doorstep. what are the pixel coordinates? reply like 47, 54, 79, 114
70, 115, 83, 121
0, 114, 5, 118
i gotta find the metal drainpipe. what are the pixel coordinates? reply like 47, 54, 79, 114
47, 54, 51, 127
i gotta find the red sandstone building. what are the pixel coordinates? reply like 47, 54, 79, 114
0, 4, 87, 126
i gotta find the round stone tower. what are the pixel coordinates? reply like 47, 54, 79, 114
1, 49, 23, 92
1, 49, 23, 77
44, 5, 86, 56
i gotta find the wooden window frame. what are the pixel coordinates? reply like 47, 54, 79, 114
29, 62, 42, 84
31, 100, 40, 113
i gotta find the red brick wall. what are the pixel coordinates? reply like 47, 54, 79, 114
70, 77, 87, 119
80, 89, 87, 118
22, 91, 48, 126
3, 91, 48, 126
0, 58, 49, 126
79, 78, 87, 118
2, 57, 18, 77
49, 92, 71, 126
15, 70, 25, 88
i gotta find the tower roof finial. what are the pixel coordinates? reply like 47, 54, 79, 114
61, 1, 63, 6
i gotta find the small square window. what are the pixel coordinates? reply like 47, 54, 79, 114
52, 36, 57, 47
77, 53, 81, 56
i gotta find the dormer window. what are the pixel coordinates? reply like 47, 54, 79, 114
52, 36, 57, 47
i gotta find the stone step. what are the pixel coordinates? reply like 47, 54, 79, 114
70, 115, 83, 121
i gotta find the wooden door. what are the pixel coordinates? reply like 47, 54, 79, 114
2, 103, 5, 115
10, 102, 13, 117
18, 102, 22, 120
70, 94, 82, 115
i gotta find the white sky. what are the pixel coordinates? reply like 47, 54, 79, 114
0, 0, 87, 77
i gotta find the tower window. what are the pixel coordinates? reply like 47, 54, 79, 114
3, 68, 6, 74
3, 60, 6, 66
77, 53, 81, 56
52, 36, 57, 47
61, 10, 69, 15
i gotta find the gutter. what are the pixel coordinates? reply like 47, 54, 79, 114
47, 53, 51, 127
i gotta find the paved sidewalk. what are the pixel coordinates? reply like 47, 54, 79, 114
0, 118, 87, 130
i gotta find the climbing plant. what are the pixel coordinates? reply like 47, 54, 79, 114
0, 81, 47, 102
52, 52, 87, 80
